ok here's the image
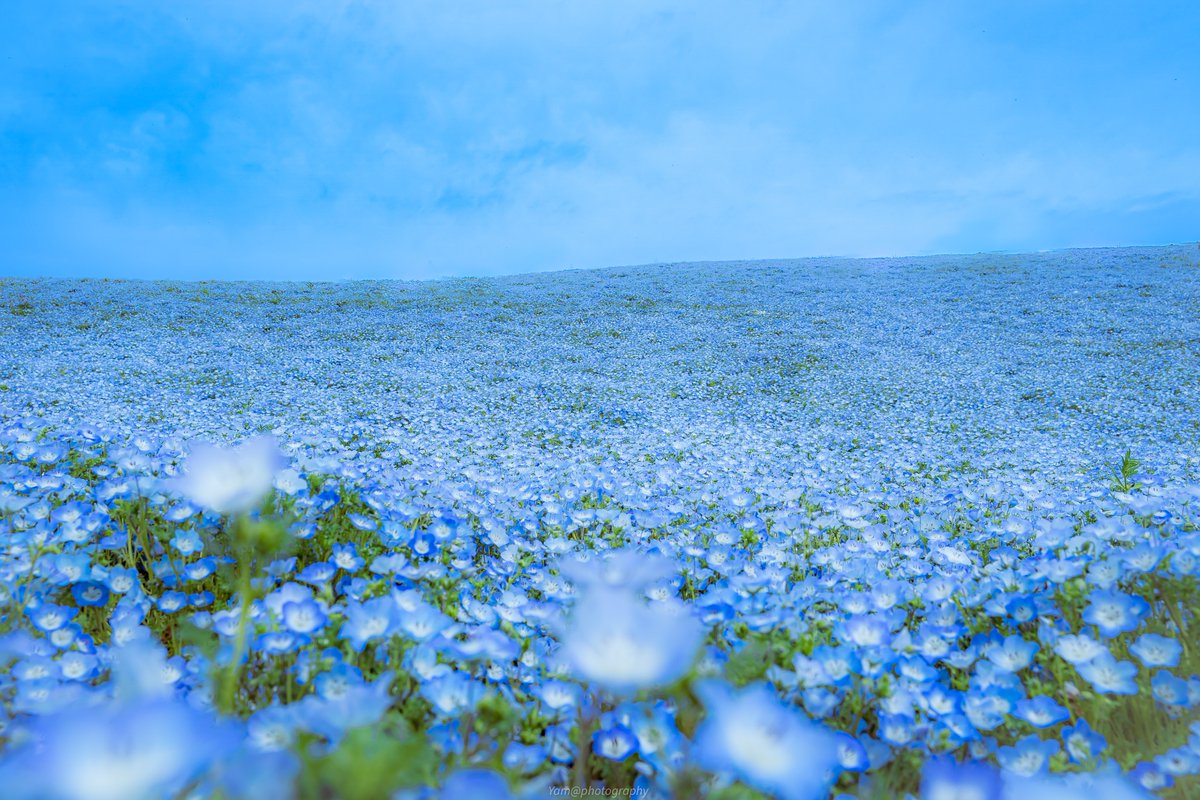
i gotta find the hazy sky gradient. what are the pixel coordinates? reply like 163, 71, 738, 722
2, 1, 1198, 279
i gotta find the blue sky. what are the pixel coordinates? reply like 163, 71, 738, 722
2, 1, 1197, 280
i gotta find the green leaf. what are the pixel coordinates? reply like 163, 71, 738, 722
725, 637, 771, 687
301, 723, 438, 800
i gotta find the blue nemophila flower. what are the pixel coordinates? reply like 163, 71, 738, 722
919, 756, 1002, 800
924, 684, 962, 718
264, 583, 312, 620
592, 723, 639, 761
625, 700, 683, 762
439, 769, 513, 800
878, 712, 918, 746
282, 598, 328, 635
409, 529, 437, 558
559, 548, 679, 592
1085, 561, 1124, 590
1123, 543, 1165, 573
973, 660, 1023, 694
13, 656, 59, 681
1077, 651, 1139, 695
421, 671, 488, 716
35, 442, 67, 464
1014, 695, 1070, 728
273, 467, 308, 496
813, 645, 858, 687
256, 630, 302, 655
71, 580, 110, 607
330, 542, 364, 571
187, 588, 214, 611
443, 626, 519, 663
59, 651, 100, 681
311, 487, 341, 513
295, 671, 394, 743
369, 552, 408, 576
49, 500, 89, 528
502, 742, 548, 774
164, 500, 199, 522
542, 723, 576, 765
1005, 594, 1038, 623
964, 690, 1013, 731
297, 560, 337, 586
535, 679, 582, 715
336, 575, 372, 601
1005, 767, 1153, 799
263, 555, 296, 578
1054, 633, 1107, 666
13, 677, 85, 715
291, 520, 317, 540
694, 681, 841, 800
559, 585, 702, 695
28, 603, 77, 634
802, 687, 841, 718
835, 732, 869, 773
339, 596, 397, 651
1131, 761, 1173, 792
47, 623, 83, 650
347, 512, 376, 532
107, 637, 181, 700
1151, 671, 1190, 707
157, 590, 188, 613
1129, 633, 1182, 668
170, 528, 203, 556
169, 436, 285, 515
1062, 718, 1107, 763
997, 734, 1059, 777
104, 566, 138, 597
0, 698, 234, 800
1156, 746, 1200, 777
396, 602, 452, 642
897, 655, 939, 684
1082, 590, 1149, 638
184, 557, 217, 581
792, 653, 831, 688
987, 634, 1038, 672
838, 614, 892, 648
111, 608, 151, 646
51, 552, 94, 584
313, 661, 364, 697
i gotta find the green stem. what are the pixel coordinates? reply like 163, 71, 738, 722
220, 527, 253, 714
573, 703, 593, 790
161, 532, 184, 586
134, 519, 157, 591
1165, 595, 1189, 658
125, 520, 137, 572
15, 544, 43, 603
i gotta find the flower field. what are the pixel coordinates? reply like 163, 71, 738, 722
1, 244, 1199, 798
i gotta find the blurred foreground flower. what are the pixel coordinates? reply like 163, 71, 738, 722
170, 436, 285, 515
0, 700, 233, 800
1002, 767, 1152, 799
560, 585, 702, 694
920, 756, 1002, 800
920, 756, 1150, 800
694, 681, 842, 800
0, 639, 235, 800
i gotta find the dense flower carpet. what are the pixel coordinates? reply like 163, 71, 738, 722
0, 245, 1198, 798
